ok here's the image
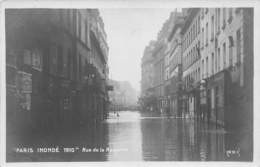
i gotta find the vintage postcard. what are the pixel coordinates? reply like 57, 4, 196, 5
0, 0, 259, 167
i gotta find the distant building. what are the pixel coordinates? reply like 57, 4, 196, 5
109, 80, 138, 111
166, 12, 185, 117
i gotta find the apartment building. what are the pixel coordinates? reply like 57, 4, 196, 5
181, 8, 201, 118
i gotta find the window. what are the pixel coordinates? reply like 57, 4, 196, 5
195, 21, 197, 37
191, 49, 193, 63
217, 8, 221, 32
193, 24, 195, 40
202, 28, 204, 47
211, 16, 214, 40
186, 36, 188, 49
229, 35, 234, 66
201, 8, 204, 19
202, 59, 204, 78
215, 86, 219, 109
198, 68, 200, 80
189, 31, 191, 45
222, 8, 226, 29
78, 12, 82, 39
206, 22, 208, 45
191, 27, 193, 42
206, 56, 208, 77
215, 49, 217, 73
212, 53, 214, 74
217, 47, 220, 71
223, 42, 226, 68
228, 8, 233, 23
198, 17, 200, 34
236, 29, 241, 64
205, 8, 209, 14
85, 21, 88, 46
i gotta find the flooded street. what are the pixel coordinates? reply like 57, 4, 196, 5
7, 110, 252, 161
101, 111, 251, 161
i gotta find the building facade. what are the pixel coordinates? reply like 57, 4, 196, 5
140, 8, 253, 130
6, 9, 110, 135
140, 42, 157, 111
164, 12, 185, 117
199, 8, 253, 127
181, 8, 201, 118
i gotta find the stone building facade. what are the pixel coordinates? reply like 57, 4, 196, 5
181, 8, 201, 118
6, 9, 110, 135
140, 8, 253, 130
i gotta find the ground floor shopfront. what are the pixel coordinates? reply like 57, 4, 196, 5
6, 67, 109, 137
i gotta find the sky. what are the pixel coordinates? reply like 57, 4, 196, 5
99, 9, 174, 93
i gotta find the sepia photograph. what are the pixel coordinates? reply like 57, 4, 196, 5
1, 1, 257, 165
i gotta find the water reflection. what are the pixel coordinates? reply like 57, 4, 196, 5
105, 111, 251, 161
7, 110, 252, 161
106, 111, 143, 161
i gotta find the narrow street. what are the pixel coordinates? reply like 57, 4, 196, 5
7, 110, 251, 161
4, 8, 253, 163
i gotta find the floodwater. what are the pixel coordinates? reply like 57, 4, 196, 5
7, 111, 252, 161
